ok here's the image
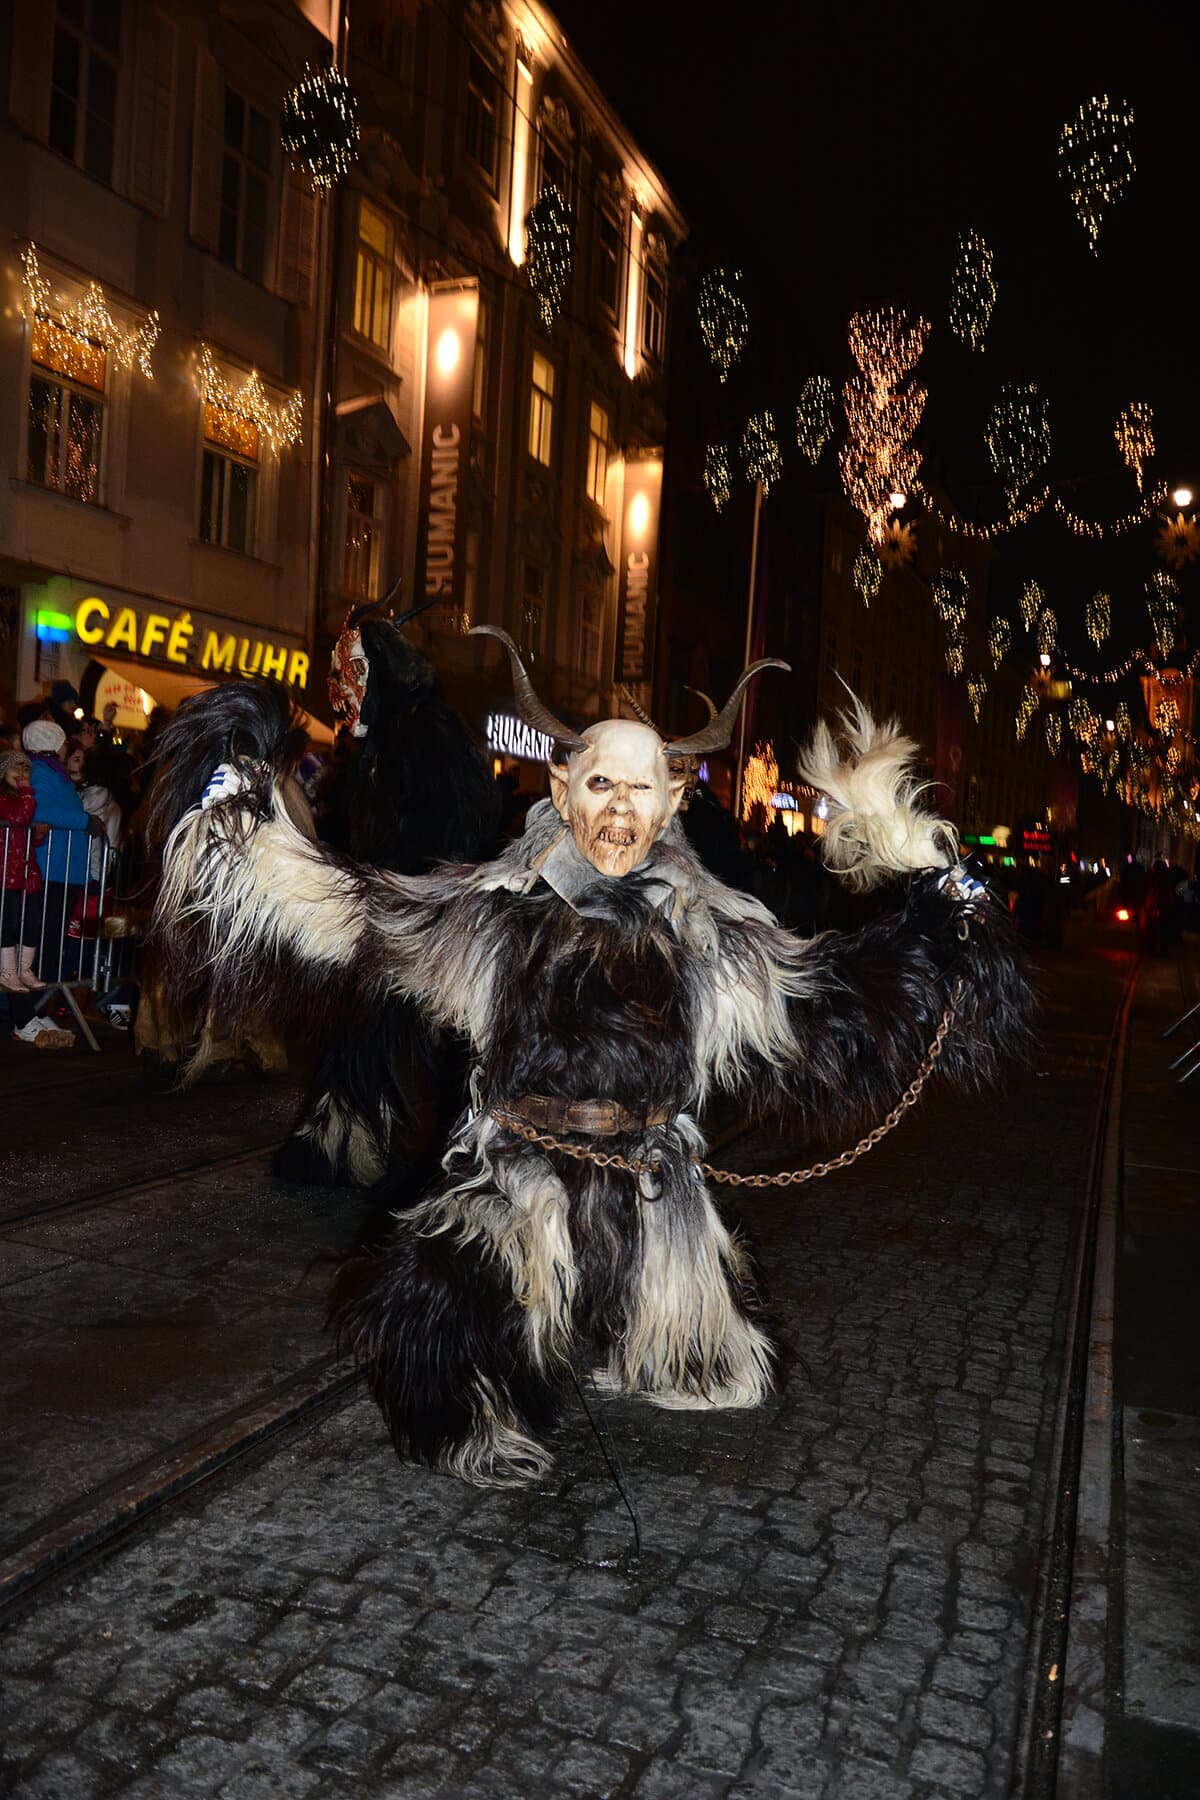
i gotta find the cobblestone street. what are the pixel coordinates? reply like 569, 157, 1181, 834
0, 951, 1130, 1796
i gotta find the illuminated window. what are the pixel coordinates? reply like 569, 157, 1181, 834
49, 0, 121, 187
642, 262, 666, 361
579, 590, 604, 680
353, 200, 394, 350
200, 399, 258, 553
219, 85, 271, 284
595, 210, 620, 314
528, 352, 554, 465
27, 317, 107, 503
472, 294, 489, 423
541, 134, 568, 201
585, 401, 609, 507
343, 473, 382, 599
464, 49, 498, 183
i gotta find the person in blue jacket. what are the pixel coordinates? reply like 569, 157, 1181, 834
22, 718, 91, 980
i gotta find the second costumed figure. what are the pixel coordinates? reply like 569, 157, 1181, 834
150, 630, 1030, 1487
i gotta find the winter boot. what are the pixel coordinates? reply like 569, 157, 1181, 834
18, 946, 47, 990
1, 946, 26, 993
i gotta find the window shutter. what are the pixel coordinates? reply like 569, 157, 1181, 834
10, 4, 53, 141
275, 164, 320, 307
188, 47, 224, 250
129, 4, 177, 215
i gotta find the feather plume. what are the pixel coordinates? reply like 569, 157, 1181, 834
798, 694, 954, 889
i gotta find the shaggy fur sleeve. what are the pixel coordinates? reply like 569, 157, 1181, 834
148, 681, 499, 1044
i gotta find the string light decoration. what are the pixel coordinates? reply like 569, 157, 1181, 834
280, 65, 359, 188
1052, 485, 1166, 537
985, 383, 1051, 504
913, 481, 1049, 541
1045, 711, 1063, 755
1156, 510, 1200, 570
1015, 684, 1039, 741
839, 307, 930, 545
1115, 701, 1132, 738
795, 376, 836, 463
1146, 570, 1179, 658
740, 741, 780, 823
1036, 606, 1057, 658
1058, 96, 1135, 254
1018, 581, 1044, 634
703, 443, 732, 512
967, 675, 987, 722
988, 617, 1012, 667
932, 568, 969, 674
21, 243, 158, 380
853, 546, 882, 606
1086, 591, 1111, 647
524, 183, 573, 328
878, 519, 917, 568
197, 346, 303, 454
1114, 401, 1154, 490
742, 411, 783, 492
1155, 694, 1182, 738
1068, 697, 1097, 741
948, 230, 996, 352
697, 268, 749, 383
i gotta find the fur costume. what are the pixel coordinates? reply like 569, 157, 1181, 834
276, 602, 500, 1186
149, 640, 1030, 1488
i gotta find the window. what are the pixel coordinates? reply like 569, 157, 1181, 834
541, 135, 568, 200
642, 262, 666, 361
353, 200, 394, 350
343, 474, 382, 599
528, 352, 554, 465
585, 401, 609, 507
579, 591, 604, 680
464, 50, 498, 183
595, 210, 620, 314
49, 0, 121, 186
26, 317, 106, 503
199, 399, 258, 553
219, 85, 270, 283
472, 296, 489, 423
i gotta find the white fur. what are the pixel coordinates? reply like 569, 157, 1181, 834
798, 695, 955, 890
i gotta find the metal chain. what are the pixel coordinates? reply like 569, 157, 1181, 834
489, 987, 961, 1192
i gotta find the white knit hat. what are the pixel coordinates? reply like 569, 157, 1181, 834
22, 719, 66, 756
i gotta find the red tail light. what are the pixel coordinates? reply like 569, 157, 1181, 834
1115, 907, 1131, 922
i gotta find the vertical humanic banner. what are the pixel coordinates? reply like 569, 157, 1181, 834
614, 453, 663, 700
417, 282, 479, 616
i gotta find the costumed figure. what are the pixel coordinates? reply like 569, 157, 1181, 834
273, 595, 501, 1186
149, 629, 1030, 1488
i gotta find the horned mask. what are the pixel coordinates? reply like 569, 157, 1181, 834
472, 627, 789, 879
328, 589, 440, 737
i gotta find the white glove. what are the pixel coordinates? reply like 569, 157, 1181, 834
201, 763, 249, 809
940, 863, 988, 907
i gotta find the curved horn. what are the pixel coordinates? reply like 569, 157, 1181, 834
685, 686, 719, 723
619, 685, 661, 732
392, 591, 442, 628
469, 625, 589, 754
667, 658, 791, 756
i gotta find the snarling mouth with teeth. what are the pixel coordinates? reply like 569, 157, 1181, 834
598, 825, 637, 845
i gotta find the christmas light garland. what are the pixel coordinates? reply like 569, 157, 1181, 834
197, 345, 303, 454
742, 411, 783, 492
525, 184, 573, 329
1057, 96, 1136, 254
839, 307, 929, 545
1018, 580, 1045, 633
1086, 591, 1111, 647
698, 268, 749, 384
853, 546, 882, 606
703, 443, 732, 512
21, 243, 158, 381
280, 65, 359, 189
948, 230, 996, 353
1146, 569, 1179, 658
932, 568, 969, 674
987, 617, 1012, 667
967, 674, 987, 722
795, 375, 836, 464
985, 383, 1051, 505
1114, 401, 1154, 490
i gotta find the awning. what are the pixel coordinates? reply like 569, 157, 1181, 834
93, 657, 335, 746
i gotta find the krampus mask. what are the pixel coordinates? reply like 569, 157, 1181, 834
329, 591, 441, 737
470, 626, 789, 878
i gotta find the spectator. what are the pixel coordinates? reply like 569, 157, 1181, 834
23, 718, 92, 980
66, 740, 123, 881
0, 747, 45, 992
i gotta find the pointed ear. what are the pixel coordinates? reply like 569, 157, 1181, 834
548, 758, 570, 820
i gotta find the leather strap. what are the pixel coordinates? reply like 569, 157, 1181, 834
507, 1094, 672, 1136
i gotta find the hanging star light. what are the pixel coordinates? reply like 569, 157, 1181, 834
967, 675, 987, 722
839, 307, 930, 545
1019, 580, 1045, 633
988, 617, 1012, 667
853, 546, 882, 606
948, 230, 996, 352
698, 268, 749, 383
1058, 95, 1135, 254
1156, 510, 1200, 570
21, 243, 158, 381
878, 519, 917, 569
985, 384, 1051, 504
1146, 570, 1179, 658
198, 345, 303, 454
1114, 401, 1154, 490
703, 443, 732, 512
1045, 712, 1063, 755
795, 376, 836, 463
1086, 591, 1111, 647
281, 64, 359, 189
1036, 605, 1057, 658
525, 183, 573, 328
742, 411, 783, 492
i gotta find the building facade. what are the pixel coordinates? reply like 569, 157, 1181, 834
0, 0, 686, 756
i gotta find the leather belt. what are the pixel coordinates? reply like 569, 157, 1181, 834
507, 1094, 672, 1136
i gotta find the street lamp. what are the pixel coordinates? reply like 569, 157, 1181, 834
1173, 485, 1193, 509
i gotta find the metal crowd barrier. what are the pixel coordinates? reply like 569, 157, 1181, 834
1, 823, 141, 1052
1164, 998, 1200, 1087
